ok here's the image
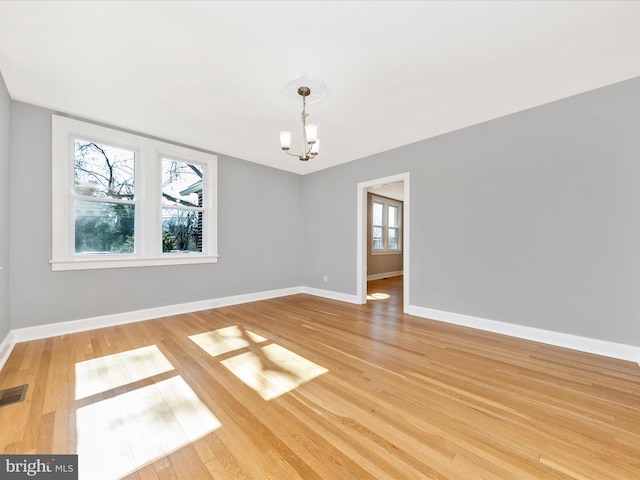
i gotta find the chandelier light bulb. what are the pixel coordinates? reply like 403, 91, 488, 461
279, 131, 292, 151
305, 124, 318, 144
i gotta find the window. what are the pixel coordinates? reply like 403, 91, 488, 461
52, 115, 218, 271
371, 194, 402, 254
73, 140, 136, 254
161, 158, 205, 254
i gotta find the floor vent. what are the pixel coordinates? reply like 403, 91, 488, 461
0, 384, 28, 407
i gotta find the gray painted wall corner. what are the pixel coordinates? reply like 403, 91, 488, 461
0, 72, 10, 343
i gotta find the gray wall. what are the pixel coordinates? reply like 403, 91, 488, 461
0, 73, 9, 340
4, 77, 640, 348
303, 76, 640, 347
9, 101, 303, 329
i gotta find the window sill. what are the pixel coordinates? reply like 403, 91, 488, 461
51, 255, 220, 271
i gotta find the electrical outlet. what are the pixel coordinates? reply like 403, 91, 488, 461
323, 275, 328, 282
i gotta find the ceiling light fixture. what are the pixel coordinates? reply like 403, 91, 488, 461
279, 86, 320, 162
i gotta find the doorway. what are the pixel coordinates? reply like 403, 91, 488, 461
356, 172, 409, 311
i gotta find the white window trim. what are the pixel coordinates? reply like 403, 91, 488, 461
51, 115, 218, 271
370, 194, 403, 255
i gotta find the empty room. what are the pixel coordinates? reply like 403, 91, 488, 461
0, 1, 639, 479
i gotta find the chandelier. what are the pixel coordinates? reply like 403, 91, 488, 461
279, 86, 320, 161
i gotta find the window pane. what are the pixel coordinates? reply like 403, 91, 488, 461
162, 208, 202, 253
162, 159, 204, 207
373, 202, 384, 226
388, 205, 399, 228
75, 201, 135, 254
74, 140, 135, 199
389, 227, 399, 250
372, 226, 384, 250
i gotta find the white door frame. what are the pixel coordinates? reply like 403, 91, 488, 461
356, 172, 410, 310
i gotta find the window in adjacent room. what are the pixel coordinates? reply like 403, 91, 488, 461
52, 115, 218, 271
370, 194, 402, 254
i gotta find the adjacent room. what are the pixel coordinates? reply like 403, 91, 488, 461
0, 2, 639, 479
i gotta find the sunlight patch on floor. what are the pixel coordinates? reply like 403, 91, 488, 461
75, 345, 174, 400
189, 325, 267, 357
191, 325, 329, 401
76, 375, 220, 480
367, 292, 390, 300
221, 343, 328, 400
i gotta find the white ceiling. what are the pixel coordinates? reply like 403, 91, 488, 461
1, 1, 640, 175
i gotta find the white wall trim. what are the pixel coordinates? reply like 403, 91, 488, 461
3, 289, 638, 372
0, 286, 362, 371
302, 286, 361, 304
11, 286, 303, 344
407, 304, 640, 365
0, 286, 303, 371
51, 115, 219, 272
0, 330, 16, 372
357, 173, 410, 308
367, 271, 403, 281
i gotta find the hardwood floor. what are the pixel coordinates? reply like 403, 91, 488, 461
1, 276, 639, 479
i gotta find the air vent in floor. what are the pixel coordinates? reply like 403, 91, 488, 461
0, 384, 28, 407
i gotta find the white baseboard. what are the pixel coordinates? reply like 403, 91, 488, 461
0, 286, 303, 371
367, 271, 403, 281
0, 285, 360, 371
302, 286, 362, 304
0, 330, 16, 372
2, 289, 638, 372
406, 304, 640, 365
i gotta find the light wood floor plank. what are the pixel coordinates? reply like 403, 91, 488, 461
1, 276, 639, 479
